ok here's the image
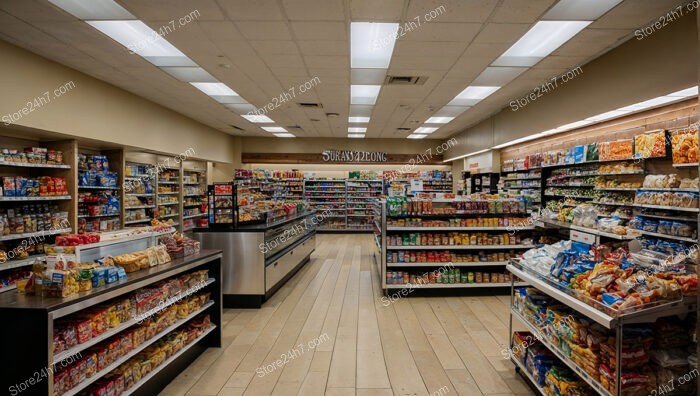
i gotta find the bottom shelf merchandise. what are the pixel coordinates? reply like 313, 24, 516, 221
513, 287, 697, 395
386, 269, 512, 285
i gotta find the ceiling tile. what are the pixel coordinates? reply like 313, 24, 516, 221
406, 0, 499, 23
282, 0, 344, 21
1, 0, 76, 22
303, 55, 348, 69
298, 40, 348, 56
198, 21, 245, 41
217, 0, 285, 21
390, 55, 456, 71
400, 22, 482, 42
350, 0, 405, 21
490, 0, 557, 23
290, 21, 347, 41
236, 21, 292, 40
252, 41, 300, 55
260, 53, 306, 68
393, 41, 467, 58
472, 23, 531, 43
119, 0, 224, 21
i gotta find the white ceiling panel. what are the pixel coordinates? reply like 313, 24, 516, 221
472, 23, 532, 43
290, 21, 347, 41
593, 0, 688, 29
236, 21, 293, 40
217, 0, 285, 21
490, 0, 557, 23
393, 40, 467, 58
389, 55, 456, 71
1, 0, 76, 22
406, 0, 499, 23
119, 0, 224, 21
249, 40, 300, 55
303, 55, 348, 69
400, 22, 482, 42
198, 21, 245, 41
282, 0, 345, 21
298, 40, 348, 56
350, 0, 405, 21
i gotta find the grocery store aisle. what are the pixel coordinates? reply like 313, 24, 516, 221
161, 234, 534, 396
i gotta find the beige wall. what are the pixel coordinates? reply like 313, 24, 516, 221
0, 40, 237, 164
241, 137, 447, 155
444, 9, 698, 159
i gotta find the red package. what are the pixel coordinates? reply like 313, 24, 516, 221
74, 318, 92, 344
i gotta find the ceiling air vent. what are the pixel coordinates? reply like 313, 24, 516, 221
229, 125, 244, 131
297, 102, 323, 108
384, 75, 428, 85
397, 127, 411, 131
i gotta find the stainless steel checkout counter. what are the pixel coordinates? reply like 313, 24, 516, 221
193, 211, 317, 307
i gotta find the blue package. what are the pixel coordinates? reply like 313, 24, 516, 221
601, 293, 624, 307
573, 145, 585, 163
106, 266, 119, 284
116, 267, 127, 280
92, 268, 106, 287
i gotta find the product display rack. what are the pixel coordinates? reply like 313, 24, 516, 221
346, 180, 382, 231
157, 166, 181, 231
507, 259, 696, 396
0, 140, 76, 289
376, 198, 535, 292
0, 249, 222, 396
303, 179, 348, 231
182, 167, 207, 232
123, 161, 156, 227
77, 149, 123, 233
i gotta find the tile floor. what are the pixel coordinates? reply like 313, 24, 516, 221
161, 234, 534, 396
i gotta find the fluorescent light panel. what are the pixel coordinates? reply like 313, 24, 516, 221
87, 20, 186, 57
242, 114, 274, 123
348, 134, 365, 138
190, 82, 238, 96
494, 21, 590, 67
351, 85, 381, 105
442, 149, 491, 163
349, 117, 370, 123
274, 133, 295, 138
542, 0, 623, 21
407, 134, 427, 139
48, 0, 135, 20
348, 127, 367, 133
161, 67, 217, 83
415, 127, 438, 134
262, 127, 288, 133
455, 86, 501, 100
426, 117, 454, 124
350, 22, 399, 69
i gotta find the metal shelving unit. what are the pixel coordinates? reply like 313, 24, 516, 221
507, 260, 696, 396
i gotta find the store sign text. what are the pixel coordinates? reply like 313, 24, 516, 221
322, 149, 388, 163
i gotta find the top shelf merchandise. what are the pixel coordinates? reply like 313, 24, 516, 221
382, 170, 453, 194
303, 179, 347, 230
157, 168, 180, 230
346, 180, 383, 231
182, 169, 208, 232
78, 152, 121, 233
501, 153, 543, 172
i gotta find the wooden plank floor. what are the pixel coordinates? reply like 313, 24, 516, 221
161, 234, 535, 396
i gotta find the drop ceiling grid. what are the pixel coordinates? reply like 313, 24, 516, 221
0, 0, 685, 140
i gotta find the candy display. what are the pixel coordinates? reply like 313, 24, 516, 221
386, 269, 512, 285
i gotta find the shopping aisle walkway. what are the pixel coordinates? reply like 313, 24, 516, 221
161, 234, 534, 396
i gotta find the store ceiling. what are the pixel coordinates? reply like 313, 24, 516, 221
0, 0, 688, 139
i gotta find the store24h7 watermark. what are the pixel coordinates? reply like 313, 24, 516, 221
2, 81, 76, 126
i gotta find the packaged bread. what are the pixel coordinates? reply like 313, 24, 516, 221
672, 128, 699, 164
634, 130, 667, 158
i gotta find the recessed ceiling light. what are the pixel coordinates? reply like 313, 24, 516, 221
242, 114, 274, 123
434, 106, 470, 117
425, 117, 454, 124
667, 86, 699, 97
350, 22, 399, 69
274, 133, 295, 138
407, 134, 427, 139
190, 82, 238, 96
348, 127, 367, 133
349, 105, 374, 117
161, 67, 217, 83
262, 127, 288, 133
493, 21, 591, 67
348, 134, 365, 138
448, 86, 501, 106
542, 0, 623, 21
48, 0, 135, 20
351, 85, 381, 105
472, 67, 528, 86
87, 20, 187, 58
224, 103, 257, 113
415, 127, 439, 134
349, 117, 370, 123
